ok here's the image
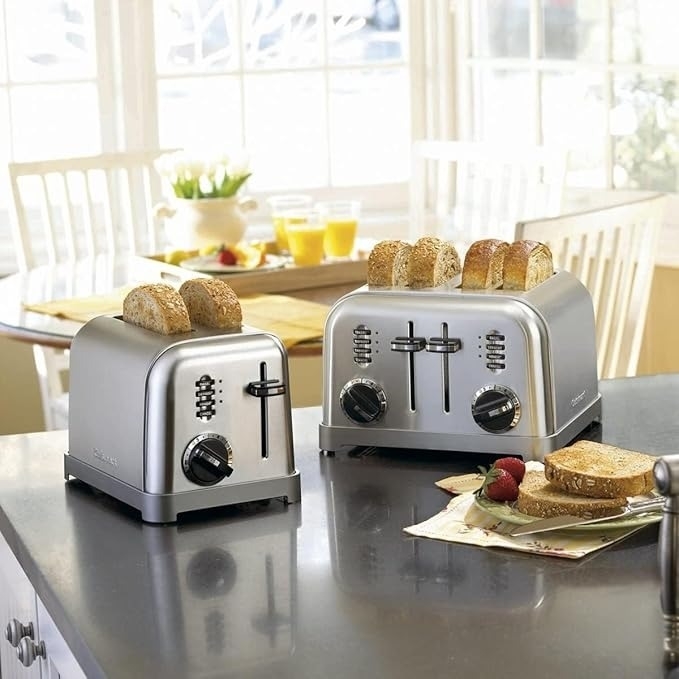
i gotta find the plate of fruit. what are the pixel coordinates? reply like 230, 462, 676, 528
179, 243, 287, 273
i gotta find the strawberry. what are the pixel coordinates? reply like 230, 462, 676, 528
492, 456, 526, 484
217, 246, 237, 266
476, 466, 519, 502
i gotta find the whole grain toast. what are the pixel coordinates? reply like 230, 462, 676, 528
516, 470, 628, 519
544, 440, 655, 499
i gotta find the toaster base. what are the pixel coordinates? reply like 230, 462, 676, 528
319, 396, 601, 461
64, 455, 301, 524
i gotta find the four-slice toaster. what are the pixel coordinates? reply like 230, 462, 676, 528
319, 271, 602, 460
65, 315, 301, 523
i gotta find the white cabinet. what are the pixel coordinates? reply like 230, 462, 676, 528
0, 532, 86, 679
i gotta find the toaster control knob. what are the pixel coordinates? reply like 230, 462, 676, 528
340, 378, 387, 424
472, 385, 521, 433
183, 433, 234, 486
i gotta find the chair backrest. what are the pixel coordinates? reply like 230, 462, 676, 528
515, 193, 667, 379
8, 150, 173, 272
410, 140, 568, 243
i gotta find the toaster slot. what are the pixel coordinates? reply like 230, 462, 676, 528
390, 321, 425, 411
246, 362, 287, 459
425, 323, 461, 413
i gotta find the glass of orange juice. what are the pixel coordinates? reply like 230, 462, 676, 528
266, 194, 312, 253
285, 209, 327, 267
318, 200, 361, 259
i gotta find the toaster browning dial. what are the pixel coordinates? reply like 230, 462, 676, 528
340, 378, 387, 424
471, 385, 521, 433
182, 433, 234, 486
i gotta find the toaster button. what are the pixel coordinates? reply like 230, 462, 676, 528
486, 343, 505, 351
486, 362, 506, 370
390, 336, 426, 352
486, 334, 505, 342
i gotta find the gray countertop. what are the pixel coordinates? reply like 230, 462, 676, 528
1, 374, 679, 678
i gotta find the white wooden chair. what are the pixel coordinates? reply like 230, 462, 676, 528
7, 150, 172, 430
515, 193, 668, 379
410, 140, 568, 246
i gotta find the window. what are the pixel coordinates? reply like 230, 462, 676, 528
457, 0, 679, 193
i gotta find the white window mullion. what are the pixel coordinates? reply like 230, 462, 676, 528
93, 0, 118, 152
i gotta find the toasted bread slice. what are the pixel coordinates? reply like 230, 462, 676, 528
122, 283, 191, 335
461, 238, 510, 289
407, 236, 461, 288
544, 440, 655, 499
503, 240, 553, 291
179, 278, 242, 330
367, 240, 412, 287
516, 470, 628, 519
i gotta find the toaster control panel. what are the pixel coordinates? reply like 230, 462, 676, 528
353, 325, 372, 365
340, 378, 387, 424
485, 333, 506, 371
195, 374, 217, 420
471, 385, 521, 433
182, 433, 234, 486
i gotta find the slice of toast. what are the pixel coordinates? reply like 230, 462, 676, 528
544, 440, 655, 499
516, 470, 628, 519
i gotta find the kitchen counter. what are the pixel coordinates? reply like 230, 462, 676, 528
0, 374, 678, 677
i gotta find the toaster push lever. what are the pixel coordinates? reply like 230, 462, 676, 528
390, 337, 426, 352
247, 379, 287, 398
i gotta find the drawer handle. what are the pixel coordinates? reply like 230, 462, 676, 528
17, 637, 46, 667
5, 618, 33, 647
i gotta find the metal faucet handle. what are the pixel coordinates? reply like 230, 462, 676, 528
654, 455, 679, 497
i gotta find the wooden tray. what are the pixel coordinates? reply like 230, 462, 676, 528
139, 254, 368, 296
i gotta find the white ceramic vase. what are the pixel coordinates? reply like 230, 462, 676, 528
156, 196, 257, 250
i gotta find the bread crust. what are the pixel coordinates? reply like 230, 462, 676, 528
367, 240, 412, 286
179, 278, 242, 330
544, 440, 655, 498
517, 470, 627, 519
122, 283, 192, 335
461, 239, 510, 289
407, 236, 461, 288
503, 240, 553, 291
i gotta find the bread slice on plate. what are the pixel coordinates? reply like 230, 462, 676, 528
179, 278, 242, 330
367, 240, 412, 287
122, 283, 192, 335
517, 470, 628, 519
461, 238, 510, 289
503, 240, 553, 291
407, 236, 461, 288
544, 440, 656, 499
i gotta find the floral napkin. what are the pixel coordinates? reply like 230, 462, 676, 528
23, 290, 328, 349
403, 462, 648, 559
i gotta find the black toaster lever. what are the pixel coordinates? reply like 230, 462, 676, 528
426, 337, 461, 353
246, 379, 287, 398
390, 336, 426, 352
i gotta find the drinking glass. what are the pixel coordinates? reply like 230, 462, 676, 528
318, 200, 361, 259
285, 209, 327, 267
266, 194, 312, 253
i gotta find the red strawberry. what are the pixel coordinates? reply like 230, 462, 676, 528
493, 456, 526, 484
477, 466, 519, 502
217, 247, 237, 266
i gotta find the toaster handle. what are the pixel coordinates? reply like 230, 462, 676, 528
246, 379, 286, 398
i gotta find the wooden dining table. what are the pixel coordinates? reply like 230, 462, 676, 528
0, 254, 365, 357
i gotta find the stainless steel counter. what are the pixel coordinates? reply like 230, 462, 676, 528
0, 374, 678, 678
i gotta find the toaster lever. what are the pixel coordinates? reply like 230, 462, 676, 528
390, 337, 426, 352
246, 379, 287, 398
426, 337, 461, 353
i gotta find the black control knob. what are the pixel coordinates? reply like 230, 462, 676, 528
340, 379, 387, 424
182, 434, 233, 486
472, 385, 521, 433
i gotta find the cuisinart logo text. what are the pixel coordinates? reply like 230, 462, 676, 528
93, 448, 119, 467
570, 389, 587, 408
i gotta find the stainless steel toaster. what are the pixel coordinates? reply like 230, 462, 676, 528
319, 270, 601, 460
65, 315, 301, 523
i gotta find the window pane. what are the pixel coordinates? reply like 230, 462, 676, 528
0, 5, 6, 81
328, 1, 403, 65
472, 0, 529, 58
542, 71, 606, 186
6, 0, 95, 82
244, 72, 327, 190
329, 68, 409, 185
154, 0, 239, 74
157, 76, 243, 151
541, 0, 604, 61
612, 74, 679, 191
612, 0, 679, 65
471, 69, 533, 142
10, 84, 100, 159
